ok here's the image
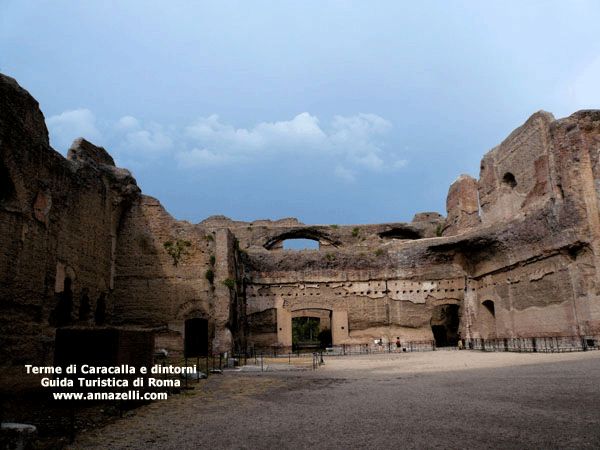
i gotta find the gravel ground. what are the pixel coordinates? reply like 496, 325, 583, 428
67, 350, 600, 450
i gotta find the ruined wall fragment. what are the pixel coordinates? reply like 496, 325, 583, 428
444, 174, 480, 236
0, 74, 140, 365
478, 111, 555, 226
3, 72, 600, 361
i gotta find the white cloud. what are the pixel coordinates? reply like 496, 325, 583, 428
351, 152, 385, 171
254, 112, 327, 144
331, 113, 392, 137
113, 118, 173, 157
175, 148, 242, 167
116, 115, 141, 131
329, 113, 393, 172
178, 112, 402, 174
48, 108, 408, 176
557, 55, 600, 113
393, 159, 409, 169
185, 114, 264, 148
186, 114, 231, 139
120, 127, 173, 154
46, 109, 101, 152
185, 112, 326, 151
334, 165, 356, 182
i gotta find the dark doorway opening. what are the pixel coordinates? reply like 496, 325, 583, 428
480, 300, 497, 338
431, 304, 460, 347
482, 300, 495, 317
0, 162, 16, 204
292, 316, 320, 351
185, 318, 208, 358
318, 329, 332, 349
51, 278, 73, 327
432, 325, 448, 347
502, 172, 517, 189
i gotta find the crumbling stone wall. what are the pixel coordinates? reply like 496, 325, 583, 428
0, 74, 139, 365
459, 110, 600, 340
235, 110, 600, 348
444, 174, 480, 236
478, 111, 556, 225
2, 72, 600, 364
111, 197, 246, 355
238, 221, 467, 349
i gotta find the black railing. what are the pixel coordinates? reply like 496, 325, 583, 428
324, 341, 436, 355
462, 335, 600, 353
243, 340, 436, 359
235, 335, 600, 370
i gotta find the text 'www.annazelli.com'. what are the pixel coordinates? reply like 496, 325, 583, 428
52, 391, 167, 401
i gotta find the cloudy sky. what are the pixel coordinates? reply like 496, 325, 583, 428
2, 1, 599, 227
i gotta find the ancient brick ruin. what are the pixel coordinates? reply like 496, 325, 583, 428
2, 73, 600, 365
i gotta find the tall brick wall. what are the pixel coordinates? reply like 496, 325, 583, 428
0, 74, 139, 365
2, 73, 600, 364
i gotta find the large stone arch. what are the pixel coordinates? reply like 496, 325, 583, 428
430, 302, 460, 347
263, 227, 342, 250
184, 317, 209, 358
169, 301, 215, 355
378, 226, 423, 240
175, 300, 211, 321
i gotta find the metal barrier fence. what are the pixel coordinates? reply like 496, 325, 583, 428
463, 335, 600, 353
233, 335, 600, 370
324, 341, 436, 355
241, 340, 436, 360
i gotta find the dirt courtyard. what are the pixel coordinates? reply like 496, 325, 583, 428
68, 350, 600, 449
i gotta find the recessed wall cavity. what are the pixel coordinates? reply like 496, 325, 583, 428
502, 172, 517, 189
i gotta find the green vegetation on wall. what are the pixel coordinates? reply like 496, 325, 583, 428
163, 240, 192, 267
205, 268, 214, 283
222, 278, 236, 289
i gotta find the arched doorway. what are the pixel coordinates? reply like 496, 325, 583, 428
480, 300, 497, 338
291, 308, 332, 351
431, 304, 460, 347
263, 228, 342, 250
184, 318, 208, 358
282, 239, 319, 250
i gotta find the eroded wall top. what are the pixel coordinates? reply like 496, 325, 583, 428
477, 111, 555, 226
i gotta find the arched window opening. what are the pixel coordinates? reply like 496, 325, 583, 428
51, 278, 73, 327
502, 172, 517, 189
94, 292, 106, 325
264, 228, 341, 250
378, 228, 422, 240
283, 238, 319, 250
185, 318, 209, 358
480, 300, 497, 339
482, 300, 495, 317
